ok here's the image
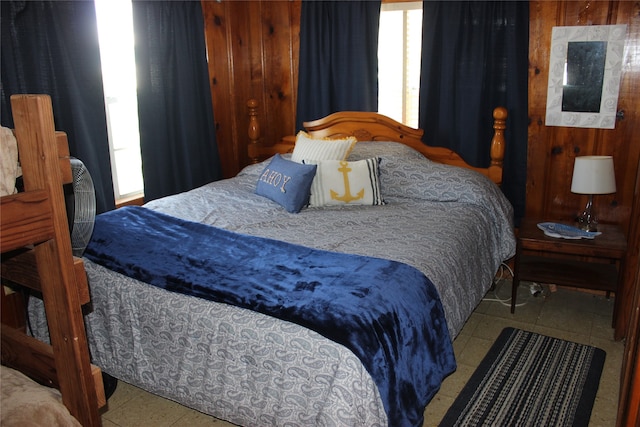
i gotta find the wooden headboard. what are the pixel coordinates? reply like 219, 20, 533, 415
247, 99, 507, 186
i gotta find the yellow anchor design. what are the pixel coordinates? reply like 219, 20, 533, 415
330, 161, 364, 203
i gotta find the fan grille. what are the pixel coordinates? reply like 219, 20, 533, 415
70, 158, 96, 257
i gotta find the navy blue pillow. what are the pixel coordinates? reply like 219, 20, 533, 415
256, 154, 317, 213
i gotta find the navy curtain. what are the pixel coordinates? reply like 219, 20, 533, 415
132, 1, 221, 203
296, 0, 381, 131
419, 1, 529, 225
1, 1, 116, 214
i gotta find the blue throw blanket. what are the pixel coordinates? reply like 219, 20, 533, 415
85, 206, 456, 426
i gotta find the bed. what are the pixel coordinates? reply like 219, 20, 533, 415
30, 101, 515, 427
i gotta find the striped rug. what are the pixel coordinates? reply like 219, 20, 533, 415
439, 327, 606, 427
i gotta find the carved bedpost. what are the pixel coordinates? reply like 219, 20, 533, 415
247, 99, 261, 164
489, 106, 507, 186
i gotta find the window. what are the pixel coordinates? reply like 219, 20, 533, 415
95, 0, 143, 201
378, 1, 423, 128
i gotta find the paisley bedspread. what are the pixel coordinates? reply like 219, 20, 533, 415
84, 206, 455, 426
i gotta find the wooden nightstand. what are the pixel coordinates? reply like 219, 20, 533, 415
512, 218, 627, 339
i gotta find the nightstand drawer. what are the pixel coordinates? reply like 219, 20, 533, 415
516, 255, 618, 292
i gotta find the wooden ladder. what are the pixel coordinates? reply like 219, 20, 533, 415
1, 94, 104, 426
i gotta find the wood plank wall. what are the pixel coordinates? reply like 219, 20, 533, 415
528, 1, 639, 234
202, 0, 300, 178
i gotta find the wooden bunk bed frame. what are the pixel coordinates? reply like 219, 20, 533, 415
247, 99, 508, 186
1, 94, 105, 426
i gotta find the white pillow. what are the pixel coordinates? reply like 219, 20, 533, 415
306, 157, 385, 206
291, 131, 356, 163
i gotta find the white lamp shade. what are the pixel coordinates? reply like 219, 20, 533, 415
571, 156, 616, 195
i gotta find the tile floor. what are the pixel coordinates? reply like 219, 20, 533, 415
100, 282, 624, 427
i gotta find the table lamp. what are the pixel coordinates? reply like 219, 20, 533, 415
570, 155, 616, 231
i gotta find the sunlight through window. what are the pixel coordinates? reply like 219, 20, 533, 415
95, 0, 143, 200
378, 2, 422, 128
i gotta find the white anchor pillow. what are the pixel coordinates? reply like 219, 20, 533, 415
304, 157, 385, 207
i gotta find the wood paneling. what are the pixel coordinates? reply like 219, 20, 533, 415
528, 1, 640, 234
617, 161, 640, 426
202, 0, 300, 177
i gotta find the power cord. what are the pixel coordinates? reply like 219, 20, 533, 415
483, 262, 545, 308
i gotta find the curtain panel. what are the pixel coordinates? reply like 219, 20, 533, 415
132, 0, 221, 203
0, 1, 116, 214
296, 0, 381, 131
419, 1, 529, 225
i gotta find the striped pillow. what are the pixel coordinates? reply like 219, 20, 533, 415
305, 157, 385, 207
291, 131, 356, 163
